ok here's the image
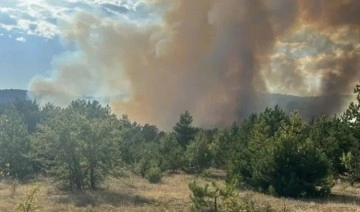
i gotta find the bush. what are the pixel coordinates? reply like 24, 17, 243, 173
189, 181, 219, 211
341, 151, 360, 185
183, 131, 213, 174
272, 137, 332, 197
16, 185, 39, 212
158, 135, 185, 171
145, 164, 162, 183
188, 180, 276, 212
227, 112, 333, 198
270, 113, 333, 197
226, 116, 276, 191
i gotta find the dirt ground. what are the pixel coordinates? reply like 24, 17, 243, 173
0, 170, 359, 211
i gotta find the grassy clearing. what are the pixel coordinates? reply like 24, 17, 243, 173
0, 170, 359, 211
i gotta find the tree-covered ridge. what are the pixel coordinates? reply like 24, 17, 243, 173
0, 89, 27, 103
0, 89, 353, 120
0, 86, 360, 199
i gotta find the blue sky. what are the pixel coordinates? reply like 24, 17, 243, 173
0, 0, 153, 89
0, 32, 64, 89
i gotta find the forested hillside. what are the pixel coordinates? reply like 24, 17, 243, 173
1, 89, 352, 121
0, 89, 27, 103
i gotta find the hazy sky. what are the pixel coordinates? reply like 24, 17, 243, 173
1, 0, 360, 128
0, 0, 149, 89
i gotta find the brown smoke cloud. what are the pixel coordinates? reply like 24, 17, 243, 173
29, 0, 360, 129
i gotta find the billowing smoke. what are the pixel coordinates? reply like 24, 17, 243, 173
29, 0, 360, 129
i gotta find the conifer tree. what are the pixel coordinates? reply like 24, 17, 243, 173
173, 110, 196, 148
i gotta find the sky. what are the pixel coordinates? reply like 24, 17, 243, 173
0, 0, 152, 89
1, 0, 359, 128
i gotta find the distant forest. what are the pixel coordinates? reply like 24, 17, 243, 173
0, 89, 353, 120
0, 89, 27, 103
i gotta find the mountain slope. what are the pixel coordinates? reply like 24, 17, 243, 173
0, 89, 353, 119
0, 89, 28, 103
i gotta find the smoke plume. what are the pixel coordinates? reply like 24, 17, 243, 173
29, 0, 360, 129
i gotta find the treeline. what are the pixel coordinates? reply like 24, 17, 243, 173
0, 86, 360, 198
0, 89, 27, 103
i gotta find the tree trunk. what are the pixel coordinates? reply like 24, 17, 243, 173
90, 165, 96, 190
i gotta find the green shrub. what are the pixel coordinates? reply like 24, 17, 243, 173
145, 164, 162, 183
270, 113, 333, 197
188, 181, 220, 211
183, 131, 213, 174
341, 151, 360, 185
227, 111, 333, 198
188, 180, 275, 212
16, 185, 39, 212
158, 135, 185, 172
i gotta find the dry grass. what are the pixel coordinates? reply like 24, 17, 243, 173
0, 170, 359, 211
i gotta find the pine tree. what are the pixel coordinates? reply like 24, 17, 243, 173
31, 99, 121, 190
0, 108, 31, 179
341, 84, 360, 184
173, 111, 196, 148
